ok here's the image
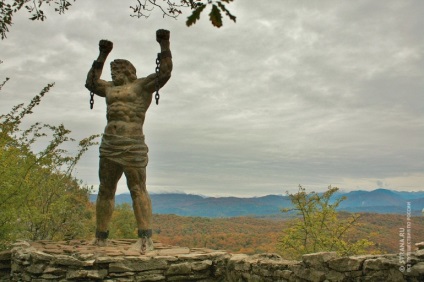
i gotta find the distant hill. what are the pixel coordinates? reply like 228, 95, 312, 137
89, 189, 424, 217
336, 189, 424, 214
90, 193, 293, 217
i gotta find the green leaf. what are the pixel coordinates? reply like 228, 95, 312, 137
186, 3, 206, 27
209, 4, 222, 28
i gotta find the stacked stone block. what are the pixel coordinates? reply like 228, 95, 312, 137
0, 240, 423, 281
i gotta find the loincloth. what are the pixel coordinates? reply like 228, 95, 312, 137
99, 134, 148, 168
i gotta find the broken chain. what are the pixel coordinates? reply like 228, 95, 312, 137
155, 53, 161, 105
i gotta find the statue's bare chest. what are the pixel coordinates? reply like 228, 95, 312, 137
106, 85, 139, 104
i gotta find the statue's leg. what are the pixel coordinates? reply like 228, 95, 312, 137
124, 167, 153, 253
95, 157, 123, 245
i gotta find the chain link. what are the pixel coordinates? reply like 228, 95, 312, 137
89, 66, 95, 109
90, 92, 94, 109
155, 53, 161, 105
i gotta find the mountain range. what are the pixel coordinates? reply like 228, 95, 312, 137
89, 188, 424, 218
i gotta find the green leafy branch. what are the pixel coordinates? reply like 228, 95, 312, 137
1, 0, 236, 39
0, 79, 98, 211
131, 0, 236, 28
278, 185, 375, 259
0, 0, 75, 39
0, 78, 97, 247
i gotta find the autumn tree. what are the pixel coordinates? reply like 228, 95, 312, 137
278, 185, 374, 260
0, 78, 98, 249
0, 0, 236, 39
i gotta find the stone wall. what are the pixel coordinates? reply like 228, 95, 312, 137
0, 240, 423, 281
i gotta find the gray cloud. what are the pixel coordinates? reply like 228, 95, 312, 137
1, 0, 423, 196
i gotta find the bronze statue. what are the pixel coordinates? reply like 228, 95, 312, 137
85, 29, 172, 253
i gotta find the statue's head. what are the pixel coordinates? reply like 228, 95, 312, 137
110, 59, 137, 85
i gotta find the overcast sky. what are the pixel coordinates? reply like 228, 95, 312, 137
1, 0, 423, 196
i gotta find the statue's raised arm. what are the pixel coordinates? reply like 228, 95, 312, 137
142, 29, 173, 95
85, 39, 114, 97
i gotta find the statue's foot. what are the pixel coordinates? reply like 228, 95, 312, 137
93, 230, 109, 246
92, 238, 108, 247
130, 237, 154, 254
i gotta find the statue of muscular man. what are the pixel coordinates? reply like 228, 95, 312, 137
85, 29, 172, 253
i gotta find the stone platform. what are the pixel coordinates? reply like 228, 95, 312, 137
27, 239, 205, 258
1, 239, 230, 281
1, 240, 424, 281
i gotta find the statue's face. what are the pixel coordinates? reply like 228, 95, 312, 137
111, 66, 125, 86
111, 63, 136, 86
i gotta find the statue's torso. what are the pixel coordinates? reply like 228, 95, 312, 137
104, 82, 152, 136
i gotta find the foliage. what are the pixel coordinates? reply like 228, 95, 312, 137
89, 193, 424, 256
109, 203, 138, 239
107, 204, 286, 254
0, 0, 236, 39
0, 0, 74, 39
95, 202, 285, 254
152, 214, 284, 254
278, 185, 375, 259
109, 210, 420, 256
0, 78, 98, 249
129, 0, 236, 28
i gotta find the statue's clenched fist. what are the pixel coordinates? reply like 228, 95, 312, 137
99, 39, 113, 54
156, 29, 170, 43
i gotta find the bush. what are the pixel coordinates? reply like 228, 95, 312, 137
278, 185, 374, 259
0, 79, 98, 249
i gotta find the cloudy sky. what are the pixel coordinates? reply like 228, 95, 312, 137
1, 0, 423, 196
